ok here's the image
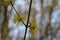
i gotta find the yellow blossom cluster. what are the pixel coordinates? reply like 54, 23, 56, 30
4, 0, 14, 6
13, 14, 26, 23
29, 19, 37, 35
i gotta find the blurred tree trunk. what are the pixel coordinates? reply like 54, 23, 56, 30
40, 0, 43, 26
40, 0, 44, 40
39, 0, 58, 40
1, 5, 9, 40
45, 0, 58, 40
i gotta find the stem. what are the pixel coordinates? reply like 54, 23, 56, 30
10, 1, 19, 16
24, 0, 32, 40
10, 1, 26, 26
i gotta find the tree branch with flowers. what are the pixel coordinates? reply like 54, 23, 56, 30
10, 0, 37, 40
3, 0, 38, 40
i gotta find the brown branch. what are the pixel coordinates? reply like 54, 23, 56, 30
45, 0, 58, 39
40, 0, 44, 40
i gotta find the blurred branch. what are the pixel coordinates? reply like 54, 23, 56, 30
24, 0, 32, 40
45, 0, 58, 40
10, 1, 19, 16
40, 0, 44, 40
40, 0, 58, 40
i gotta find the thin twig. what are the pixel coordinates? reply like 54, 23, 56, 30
23, 0, 32, 40
10, 1, 26, 26
10, 1, 19, 16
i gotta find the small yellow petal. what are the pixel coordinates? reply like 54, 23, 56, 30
13, 14, 26, 23
29, 19, 37, 35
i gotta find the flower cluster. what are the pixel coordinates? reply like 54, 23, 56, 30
4, 0, 14, 6
29, 19, 37, 35
13, 14, 26, 23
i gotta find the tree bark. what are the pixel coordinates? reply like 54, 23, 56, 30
1, 5, 9, 40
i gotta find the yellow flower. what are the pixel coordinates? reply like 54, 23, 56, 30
13, 14, 26, 23
29, 19, 37, 35
4, 0, 14, 6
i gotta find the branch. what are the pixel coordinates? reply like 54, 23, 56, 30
23, 0, 32, 40
10, 0, 32, 40
10, 1, 26, 26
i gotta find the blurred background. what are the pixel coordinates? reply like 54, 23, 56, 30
0, 0, 60, 40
